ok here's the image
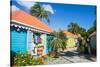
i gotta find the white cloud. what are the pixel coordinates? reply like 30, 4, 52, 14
17, 1, 36, 9
11, 5, 20, 11
42, 4, 54, 14
12, 1, 55, 14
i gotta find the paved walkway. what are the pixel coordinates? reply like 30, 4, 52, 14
44, 47, 96, 64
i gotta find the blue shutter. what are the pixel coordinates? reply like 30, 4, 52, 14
10, 27, 27, 53
46, 34, 49, 54
27, 31, 33, 53
44, 34, 48, 54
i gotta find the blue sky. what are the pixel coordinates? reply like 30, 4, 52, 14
11, 0, 96, 31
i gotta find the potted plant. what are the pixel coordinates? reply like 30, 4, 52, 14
49, 31, 66, 58
49, 38, 63, 58
36, 45, 44, 55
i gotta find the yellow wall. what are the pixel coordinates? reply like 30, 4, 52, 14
66, 37, 76, 48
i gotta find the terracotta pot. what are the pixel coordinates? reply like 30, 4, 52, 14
49, 51, 57, 57
12, 65, 15, 67
37, 47, 43, 55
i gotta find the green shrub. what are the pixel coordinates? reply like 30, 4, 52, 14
79, 46, 85, 53
12, 52, 43, 66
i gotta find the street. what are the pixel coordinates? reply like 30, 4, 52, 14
45, 47, 96, 64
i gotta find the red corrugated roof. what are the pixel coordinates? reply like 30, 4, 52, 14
11, 10, 53, 33
64, 31, 78, 38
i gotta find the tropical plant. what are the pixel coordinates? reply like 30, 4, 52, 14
51, 31, 67, 50
68, 22, 87, 39
58, 30, 66, 39
87, 21, 96, 36
36, 45, 44, 48
49, 37, 63, 57
48, 31, 67, 57
58, 30, 67, 50
49, 38, 63, 51
12, 52, 43, 66
30, 4, 51, 23
68, 22, 80, 34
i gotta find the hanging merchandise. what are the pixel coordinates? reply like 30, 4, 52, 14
34, 35, 38, 44
34, 34, 42, 44
37, 36, 41, 43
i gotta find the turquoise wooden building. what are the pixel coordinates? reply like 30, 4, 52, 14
10, 10, 53, 56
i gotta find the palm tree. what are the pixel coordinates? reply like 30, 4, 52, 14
30, 4, 51, 23
58, 30, 66, 51
49, 37, 63, 57
68, 22, 87, 37
87, 21, 96, 37
68, 22, 79, 34
49, 31, 66, 57
49, 38, 63, 51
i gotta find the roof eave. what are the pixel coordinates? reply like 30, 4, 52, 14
11, 20, 52, 34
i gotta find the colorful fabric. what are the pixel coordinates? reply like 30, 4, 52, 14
34, 34, 42, 44
34, 35, 37, 44
37, 36, 41, 43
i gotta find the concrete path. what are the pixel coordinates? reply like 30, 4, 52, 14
44, 47, 96, 64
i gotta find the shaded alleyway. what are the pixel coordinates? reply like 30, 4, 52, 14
44, 47, 96, 64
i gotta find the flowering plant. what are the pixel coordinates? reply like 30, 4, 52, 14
12, 52, 43, 66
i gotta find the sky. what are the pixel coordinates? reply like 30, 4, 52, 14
11, 0, 96, 31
